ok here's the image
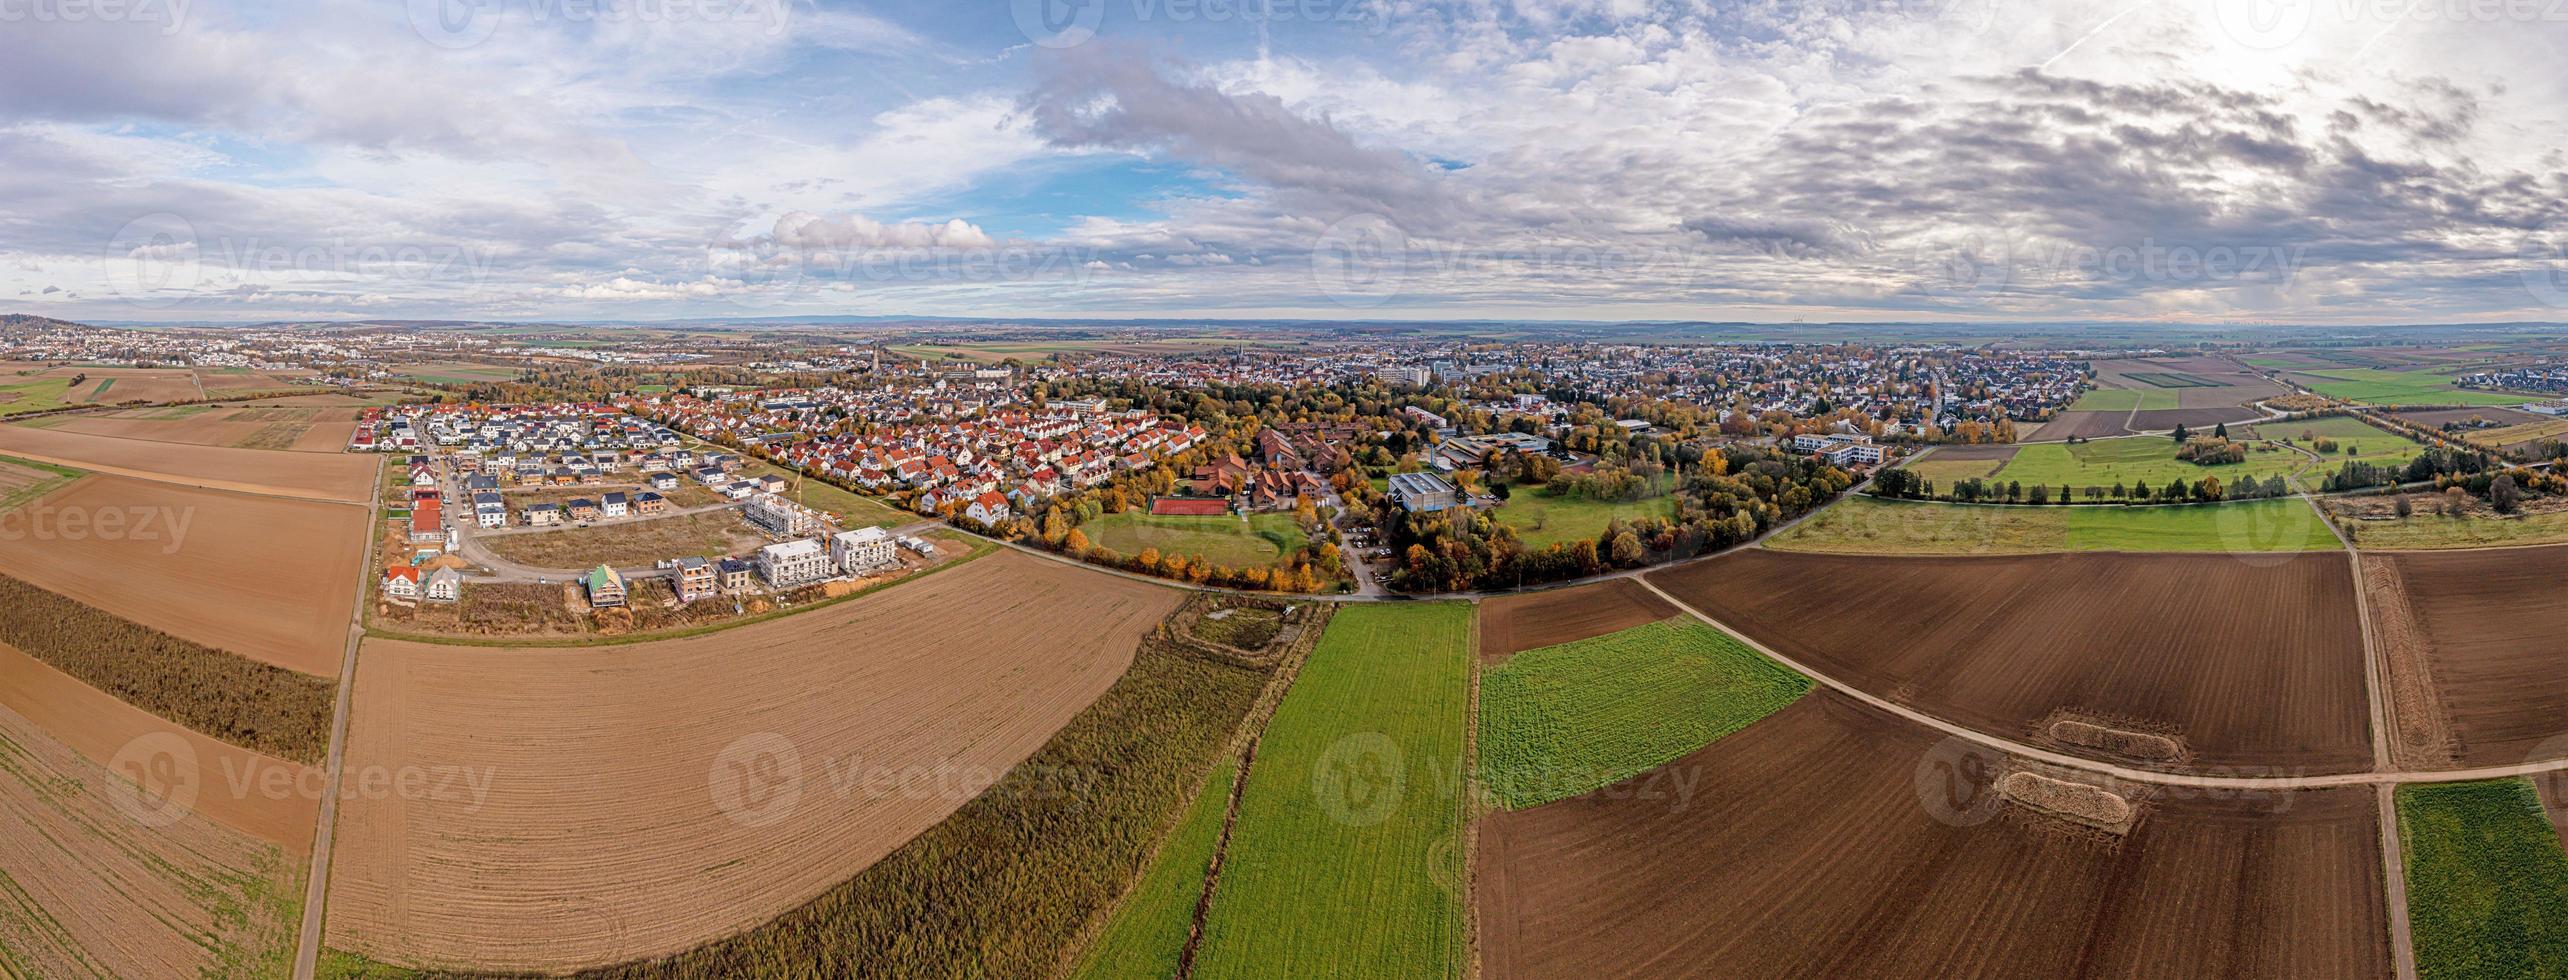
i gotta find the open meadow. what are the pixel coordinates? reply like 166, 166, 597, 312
325, 551, 1183, 973
1478, 619, 1808, 809
1768, 495, 2338, 555
1650, 549, 2374, 772
1192, 602, 1472, 980
1491, 488, 1677, 549
2284, 367, 2535, 406
1477, 690, 2390, 978
1993, 434, 2317, 489
1082, 509, 1308, 567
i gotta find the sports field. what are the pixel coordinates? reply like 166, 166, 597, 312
1083, 510, 1308, 567
1492, 488, 1676, 549
2398, 779, 2568, 979
1479, 619, 1808, 808
1769, 495, 2338, 554
1192, 602, 1472, 979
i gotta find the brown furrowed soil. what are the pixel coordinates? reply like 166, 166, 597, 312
0, 702, 304, 980
2029, 410, 2132, 441
1647, 549, 2372, 773
0, 422, 375, 502
1478, 578, 1677, 662
0, 474, 364, 676
2373, 544, 2568, 767
2359, 554, 2458, 769
0, 641, 317, 847
2396, 406, 2543, 429
2130, 406, 2267, 430
324, 550, 1183, 973
1476, 691, 2390, 979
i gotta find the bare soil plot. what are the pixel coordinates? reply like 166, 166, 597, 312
2371, 545, 2568, 767
0, 422, 375, 501
33, 365, 204, 403
2397, 406, 2544, 429
481, 508, 767, 570
2029, 410, 2132, 441
1478, 578, 1676, 663
1477, 691, 2390, 980
43, 412, 274, 448
0, 701, 304, 980
325, 550, 1183, 973
2130, 406, 2267, 430
0, 475, 365, 675
0, 642, 316, 846
1647, 550, 2373, 773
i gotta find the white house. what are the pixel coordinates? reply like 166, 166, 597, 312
966, 490, 1012, 526
382, 565, 421, 599
829, 526, 898, 574
425, 566, 463, 602
755, 538, 834, 589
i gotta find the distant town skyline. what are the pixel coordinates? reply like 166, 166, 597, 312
5, 0, 2567, 323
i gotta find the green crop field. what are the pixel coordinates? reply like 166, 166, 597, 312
2348, 509, 2568, 551
2398, 779, 2568, 979
2124, 372, 2223, 388
2067, 388, 2177, 412
1479, 619, 1809, 809
1070, 759, 1239, 980
2291, 368, 2536, 406
1492, 488, 1677, 549
1769, 495, 2338, 554
1083, 510, 1308, 567
1995, 434, 2312, 489
0, 378, 88, 416
1193, 603, 1471, 980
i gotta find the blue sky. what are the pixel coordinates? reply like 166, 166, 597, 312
4, 0, 2568, 323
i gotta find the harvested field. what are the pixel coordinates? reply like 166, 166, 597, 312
2028, 410, 2132, 441
0, 454, 80, 512
0, 702, 304, 980
2371, 545, 2568, 767
325, 551, 1183, 972
0, 474, 364, 675
2397, 406, 2544, 429
0, 642, 317, 846
2362, 554, 2460, 769
0, 422, 375, 502
1477, 577, 1676, 662
1476, 691, 2390, 979
1648, 550, 2373, 773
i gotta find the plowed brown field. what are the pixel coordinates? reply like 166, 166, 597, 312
41, 406, 359, 454
1477, 691, 2390, 979
1647, 550, 2371, 772
0, 701, 303, 979
2131, 406, 2267, 430
0, 475, 365, 675
324, 551, 1183, 973
1478, 578, 1677, 662
0, 423, 375, 502
2371, 544, 2568, 767
2028, 410, 2132, 441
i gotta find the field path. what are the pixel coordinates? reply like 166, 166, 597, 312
292, 460, 383, 980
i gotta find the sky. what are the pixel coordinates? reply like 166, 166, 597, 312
4, 0, 2568, 324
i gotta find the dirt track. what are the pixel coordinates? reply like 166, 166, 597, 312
1477, 578, 1676, 662
1647, 550, 2374, 773
324, 550, 1182, 973
1477, 691, 2390, 979
0, 474, 365, 675
0, 423, 376, 502
2370, 544, 2568, 767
